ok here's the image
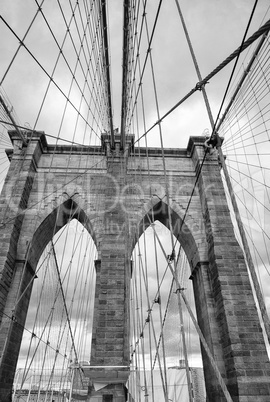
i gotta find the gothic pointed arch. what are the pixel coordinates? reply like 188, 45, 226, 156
27, 198, 97, 270
134, 199, 206, 271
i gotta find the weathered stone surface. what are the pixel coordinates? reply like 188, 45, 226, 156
0, 131, 269, 401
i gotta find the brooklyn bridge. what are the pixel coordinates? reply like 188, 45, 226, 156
0, 1, 270, 401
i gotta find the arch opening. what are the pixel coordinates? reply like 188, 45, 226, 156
27, 199, 97, 271
14, 208, 97, 399
128, 217, 206, 401
134, 200, 203, 271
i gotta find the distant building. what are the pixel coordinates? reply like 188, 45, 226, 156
190, 367, 206, 401
128, 365, 206, 402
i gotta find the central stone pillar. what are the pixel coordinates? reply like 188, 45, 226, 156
88, 134, 134, 401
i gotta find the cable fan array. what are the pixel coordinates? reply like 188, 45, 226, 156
220, 33, 270, 308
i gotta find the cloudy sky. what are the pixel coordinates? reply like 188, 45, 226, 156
0, 0, 269, 148
1, 0, 270, 394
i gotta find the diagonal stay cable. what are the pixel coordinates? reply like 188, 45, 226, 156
216, 32, 269, 133
133, 18, 270, 148
0, 120, 95, 148
121, 0, 163, 148
0, 15, 100, 140
211, 0, 259, 136
33, 0, 104, 135
51, 241, 83, 380
0, 0, 45, 86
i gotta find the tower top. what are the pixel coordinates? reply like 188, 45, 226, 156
101, 130, 134, 155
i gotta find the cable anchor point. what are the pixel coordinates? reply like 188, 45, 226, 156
154, 295, 161, 304
167, 250, 175, 262
195, 80, 209, 91
174, 287, 186, 294
204, 131, 222, 154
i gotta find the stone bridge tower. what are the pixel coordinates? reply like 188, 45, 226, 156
0, 130, 269, 401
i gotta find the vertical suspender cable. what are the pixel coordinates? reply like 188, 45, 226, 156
0, 95, 26, 145
151, 220, 169, 401
120, 0, 131, 150
143, 7, 193, 400
100, 0, 114, 148
142, 228, 155, 401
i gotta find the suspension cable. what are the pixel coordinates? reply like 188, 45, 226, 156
100, 0, 115, 147
121, 0, 163, 149
0, 15, 101, 139
174, 0, 270, 348
133, 18, 270, 147
51, 241, 83, 376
